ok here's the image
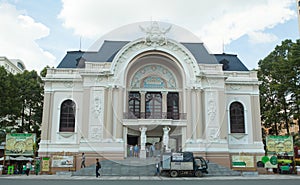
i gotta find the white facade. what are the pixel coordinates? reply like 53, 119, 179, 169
38, 22, 264, 170
0, 56, 25, 74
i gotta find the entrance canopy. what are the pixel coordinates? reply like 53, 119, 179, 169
0, 156, 33, 161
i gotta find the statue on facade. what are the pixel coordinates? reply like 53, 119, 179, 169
163, 126, 171, 151
139, 21, 172, 46
139, 127, 147, 150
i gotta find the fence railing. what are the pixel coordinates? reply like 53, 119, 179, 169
123, 112, 187, 120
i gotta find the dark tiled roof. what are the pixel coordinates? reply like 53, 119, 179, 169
83, 41, 129, 62
57, 40, 248, 71
57, 50, 85, 68
213, 53, 249, 71
182, 43, 218, 64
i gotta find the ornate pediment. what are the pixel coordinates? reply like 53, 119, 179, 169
139, 21, 172, 47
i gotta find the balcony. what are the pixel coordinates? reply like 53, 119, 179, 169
123, 112, 187, 120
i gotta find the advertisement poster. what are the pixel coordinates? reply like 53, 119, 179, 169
266, 135, 293, 156
231, 155, 255, 168
258, 155, 278, 168
51, 155, 74, 167
42, 157, 50, 172
5, 133, 36, 156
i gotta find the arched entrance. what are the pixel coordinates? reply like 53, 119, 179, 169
123, 52, 186, 158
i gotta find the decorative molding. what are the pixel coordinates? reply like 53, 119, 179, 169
111, 38, 200, 79
131, 65, 177, 89
230, 133, 247, 139
93, 96, 102, 118
229, 85, 241, 90
58, 132, 74, 138
89, 125, 103, 141
63, 81, 74, 88
89, 89, 104, 140
228, 133, 248, 144
207, 92, 217, 125
139, 22, 172, 47
207, 127, 219, 142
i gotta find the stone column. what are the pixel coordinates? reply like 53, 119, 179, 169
139, 126, 147, 158
162, 91, 168, 119
163, 126, 171, 152
123, 127, 128, 158
140, 91, 146, 118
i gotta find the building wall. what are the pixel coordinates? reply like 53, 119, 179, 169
38, 38, 264, 171
0, 56, 25, 74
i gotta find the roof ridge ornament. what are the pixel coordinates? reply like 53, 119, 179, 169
139, 21, 172, 47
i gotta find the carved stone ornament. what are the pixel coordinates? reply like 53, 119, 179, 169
207, 93, 217, 124
93, 97, 102, 118
139, 21, 172, 47
63, 81, 74, 88
89, 126, 103, 140
58, 132, 74, 138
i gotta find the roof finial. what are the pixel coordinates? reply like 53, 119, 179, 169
222, 38, 225, 54
79, 36, 82, 51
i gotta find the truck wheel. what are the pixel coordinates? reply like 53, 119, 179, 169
170, 170, 178, 177
195, 170, 203, 177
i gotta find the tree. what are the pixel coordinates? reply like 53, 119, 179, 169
0, 67, 45, 144
0, 67, 21, 133
15, 70, 44, 134
289, 40, 300, 135
258, 39, 300, 136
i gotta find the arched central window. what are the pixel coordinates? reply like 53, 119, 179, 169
59, 100, 76, 132
145, 92, 162, 119
230, 102, 245, 133
167, 92, 179, 119
128, 92, 141, 118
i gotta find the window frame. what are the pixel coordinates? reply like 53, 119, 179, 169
229, 101, 246, 134
59, 99, 76, 132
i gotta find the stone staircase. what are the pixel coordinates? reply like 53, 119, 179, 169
72, 157, 241, 177
207, 162, 241, 176
72, 157, 158, 176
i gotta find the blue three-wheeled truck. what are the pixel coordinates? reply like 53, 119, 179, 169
160, 152, 208, 177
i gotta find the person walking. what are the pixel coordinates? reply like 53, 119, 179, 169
155, 162, 160, 176
96, 158, 101, 178
25, 161, 32, 176
81, 153, 86, 168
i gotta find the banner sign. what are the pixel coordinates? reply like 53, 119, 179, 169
266, 135, 293, 156
5, 133, 36, 156
51, 155, 74, 167
258, 155, 278, 168
231, 155, 255, 168
42, 157, 50, 172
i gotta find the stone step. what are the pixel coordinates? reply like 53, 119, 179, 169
72, 158, 241, 177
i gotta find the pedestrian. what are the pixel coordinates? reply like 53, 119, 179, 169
96, 158, 101, 178
35, 159, 40, 175
129, 145, 133, 157
81, 153, 86, 168
25, 161, 31, 176
134, 144, 139, 157
150, 144, 155, 157
155, 162, 160, 176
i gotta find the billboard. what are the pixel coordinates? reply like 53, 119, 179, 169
5, 133, 36, 156
51, 155, 74, 168
266, 135, 293, 156
231, 155, 255, 168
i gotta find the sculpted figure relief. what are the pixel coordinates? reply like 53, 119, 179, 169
139, 127, 147, 150
139, 21, 172, 46
163, 126, 171, 150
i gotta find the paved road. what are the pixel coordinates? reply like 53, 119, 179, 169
0, 175, 300, 185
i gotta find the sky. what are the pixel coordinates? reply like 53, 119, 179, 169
0, 0, 299, 73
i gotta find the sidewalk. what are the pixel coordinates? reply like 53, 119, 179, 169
1, 174, 300, 180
